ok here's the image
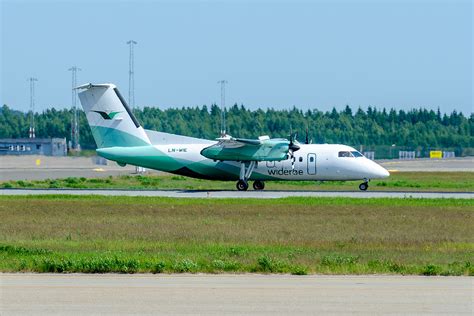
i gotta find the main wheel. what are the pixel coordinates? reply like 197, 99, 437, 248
236, 180, 249, 191
359, 182, 368, 191
253, 180, 265, 191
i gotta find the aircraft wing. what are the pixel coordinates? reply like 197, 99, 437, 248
200, 136, 292, 162
215, 137, 263, 147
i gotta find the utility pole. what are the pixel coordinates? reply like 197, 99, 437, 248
68, 66, 81, 151
217, 80, 228, 137
127, 40, 143, 173
27, 77, 38, 138
126, 40, 137, 108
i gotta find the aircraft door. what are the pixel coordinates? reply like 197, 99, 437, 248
307, 153, 317, 175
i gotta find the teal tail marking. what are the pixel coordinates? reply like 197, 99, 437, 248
92, 110, 122, 120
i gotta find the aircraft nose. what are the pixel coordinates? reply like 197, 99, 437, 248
364, 160, 390, 179
374, 164, 390, 178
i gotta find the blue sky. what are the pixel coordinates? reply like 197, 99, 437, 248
1, 0, 472, 114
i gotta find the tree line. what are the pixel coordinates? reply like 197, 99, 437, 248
1, 104, 473, 157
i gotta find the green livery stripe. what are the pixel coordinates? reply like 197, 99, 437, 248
91, 127, 284, 180
96, 145, 281, 181
91, 125, 149, 148
97, 146, 183, 171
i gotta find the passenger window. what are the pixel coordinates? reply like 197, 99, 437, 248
338, 151, 352, 157
299, 157, 303, 162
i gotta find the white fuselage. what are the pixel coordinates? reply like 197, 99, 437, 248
155, 143, 390, 181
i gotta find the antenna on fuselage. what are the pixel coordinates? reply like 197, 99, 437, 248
217, 80, 228, 137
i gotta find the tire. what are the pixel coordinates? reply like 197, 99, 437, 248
253, 180, 265, 191
359, 182, 368, 191
236, 180, 249, 191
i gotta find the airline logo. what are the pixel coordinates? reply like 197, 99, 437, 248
268, 168, 303, 176
92, 110, 122, 120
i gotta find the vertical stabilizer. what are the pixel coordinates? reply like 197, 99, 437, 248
77, 83, 151, 148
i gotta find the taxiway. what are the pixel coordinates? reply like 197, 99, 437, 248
1, 274, 472, 315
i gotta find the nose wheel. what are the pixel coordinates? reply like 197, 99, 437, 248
359, 182, 369, 191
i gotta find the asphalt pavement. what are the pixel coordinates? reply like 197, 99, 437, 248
1, 156, 473, 181
1, 274, 472, 315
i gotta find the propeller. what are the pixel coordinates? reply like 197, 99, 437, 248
288, 132, 300, 170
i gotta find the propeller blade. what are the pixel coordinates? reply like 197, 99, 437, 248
289, 142, 300, 152
289, 149, 295, 170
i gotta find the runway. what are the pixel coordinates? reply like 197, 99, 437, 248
1, 188, 473, 199
1, 156, 473, 181
1, 274, 472, 315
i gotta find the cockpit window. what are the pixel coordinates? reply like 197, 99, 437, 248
351, 151, 364, 157
338, 151, 353, 157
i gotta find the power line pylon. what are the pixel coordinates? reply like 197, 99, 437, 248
126, 40, 137, 108
68, 66, 81, 150
217, 80, 228, 137
27, 77, 38, 138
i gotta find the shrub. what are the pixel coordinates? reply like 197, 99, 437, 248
0, 245, 51, 255
2, 182, 13, 188
39, 258, 74, 273
256, 255, 284, 273
290, 266, 308, 275
388, 262, 405, 273
65, 177, 80, 184
48, 180, 59, 188
212, 259, 226, 270
422, 264, 441, 276
152, 261, 166, 274
173, 259, 198, 273
16, 180, 32, 187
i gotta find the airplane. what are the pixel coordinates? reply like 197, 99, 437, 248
76, 83, 390, 191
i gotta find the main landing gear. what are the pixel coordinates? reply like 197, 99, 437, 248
359, 180, 369, 191
236, 180, 249, 191
253, 180, 265, 191
236, 179, 265, 191
235, 161, 265, 191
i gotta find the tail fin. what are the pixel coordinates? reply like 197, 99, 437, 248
77, 83, 151, 148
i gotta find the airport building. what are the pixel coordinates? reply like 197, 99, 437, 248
0, 138, 67, 156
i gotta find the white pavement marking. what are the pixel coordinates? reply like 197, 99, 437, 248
1, 188, 473, 199
1, 274, 472, 315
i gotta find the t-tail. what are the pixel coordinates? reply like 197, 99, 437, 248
76, 83, 151, 148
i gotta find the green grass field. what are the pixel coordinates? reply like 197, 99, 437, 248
0, 195, 472, 275
1, 171, 473, 192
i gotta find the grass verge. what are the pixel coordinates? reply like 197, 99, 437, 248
1, 171, 473, 192
0, 196, 473, 275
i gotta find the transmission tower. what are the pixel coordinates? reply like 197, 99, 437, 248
126, 40, 137, 108
217, 80, 228, 136
127, 40, 143, 174
68, 66, 81, 150
27, 77, 38, 138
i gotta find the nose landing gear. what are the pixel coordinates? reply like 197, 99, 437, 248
359, 180, 369, 191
